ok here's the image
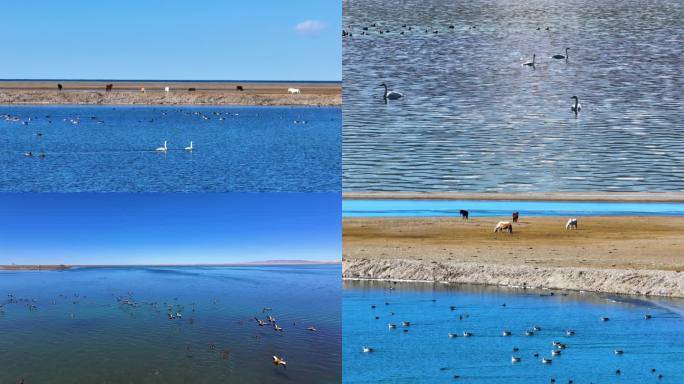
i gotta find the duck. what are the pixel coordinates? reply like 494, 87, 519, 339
273, 355, 287, 366
542, 358, 553, 364
551, 350, 562, 356
511, 356, 522, 363
388, 323, 397, 329
502, 330, 512, 336
565, 330, 575, 336
463, 331, 473, 337
448, 332, 458, 338
362, 346, 374, 353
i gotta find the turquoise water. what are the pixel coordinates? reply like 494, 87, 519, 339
343, 199, 684, 217
0, 265, 341, 384
0, 105, 340, 192
344, 280, 684, 383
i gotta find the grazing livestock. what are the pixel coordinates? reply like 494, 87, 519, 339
57, 83, 63, 91
105, 84, 113, 92
494, 221, 513, 233
188, 87, 197, 92
288, 88, 301, 94
512, 212, 519, 223
164, 86, 170, 93
236, 85, 244, 91
459, 210, 469, 220
140, 87, 146, 93
565, 218, 578, 230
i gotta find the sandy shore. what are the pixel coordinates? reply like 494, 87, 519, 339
343, 216, 684, 297
343, 191, 684, 202
0, 81, 341, 106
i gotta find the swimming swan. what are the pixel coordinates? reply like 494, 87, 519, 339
380, 83, 404, 100
553, 48, 569, 60
523, 54, 536, 67
185, 141, 193, 151
156, 141, 168, 152
571, 96, 582, 114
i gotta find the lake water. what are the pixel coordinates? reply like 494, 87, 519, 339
342, 0, 684, 192
0, 265, 341, 384
0, 105, 340, 192
343, 199, 684, 217
343, 280, 684, 383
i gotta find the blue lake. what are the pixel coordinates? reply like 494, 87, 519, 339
0, 105, 340, 192
343, 280, 684, 383
0, 265, 341, 384
342, 0, 684, 192
343, 199, 684, 217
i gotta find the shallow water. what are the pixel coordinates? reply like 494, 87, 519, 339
343, 280, 684, 383
343, 199, 684, 217
0, 105, 340, 192
342, 0, 684, 192
0, 265, 341, 384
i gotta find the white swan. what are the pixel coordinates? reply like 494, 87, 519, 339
156, 141, 168, 152
185, 141, 193, 151
380, 83, 404, 100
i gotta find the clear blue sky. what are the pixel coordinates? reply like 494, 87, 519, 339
0, 193, 340, 265
0, 0, 341, 81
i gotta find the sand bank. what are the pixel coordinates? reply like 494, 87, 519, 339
0, 81, 341, 106
343, 191, 684, 202
343, 216, 684, 297
0, 265, 71, 270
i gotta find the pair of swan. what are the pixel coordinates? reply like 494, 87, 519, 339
156, 141, 194, 152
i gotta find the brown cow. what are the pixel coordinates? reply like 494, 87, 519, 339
188, 87, 196, 92
105, 84, 113, 92
512, 212, 519, 223
236, 85, 244, 91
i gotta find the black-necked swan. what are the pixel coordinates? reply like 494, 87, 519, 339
523, 54, 536, 67
571, 96, 582, 114
553, 48, 569, 60
380, 83, 404, 100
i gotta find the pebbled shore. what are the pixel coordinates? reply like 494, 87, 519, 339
343, 258, 684, 297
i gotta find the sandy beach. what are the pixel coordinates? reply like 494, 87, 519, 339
0, 80, 341, 106
343, 216, 684, 297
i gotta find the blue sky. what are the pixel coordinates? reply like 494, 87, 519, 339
0, 1, 341, 81
0, 193, 340, 265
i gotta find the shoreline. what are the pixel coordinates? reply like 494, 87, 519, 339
343, 215, 684, 297
0, 260, 341, 270
343, 191, 684, 202
0, 80, 341, 106
343, 259, 684, 298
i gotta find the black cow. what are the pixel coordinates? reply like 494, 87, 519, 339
105, 84, 113, 92
236, 85, 244, 91
512, 212, 519, 223
459, 210, 469, 220
57, 83, 63, 91
188, 87, 196, 92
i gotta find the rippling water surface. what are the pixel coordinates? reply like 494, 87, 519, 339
344, 280, 684, 383
0, 266, 341, 384
343, 0, 684, 192
0, 105, 340, 192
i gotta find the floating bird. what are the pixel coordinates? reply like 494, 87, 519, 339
566, 330, 575, 336
512, 356, 521, 363
448, 332, 458, 338
380, 83, 404, 101
502, 330, 512, 336
552, 48, 569, 60
388, 323, 397, 329
600, 316, 609, 321
614, 350, 624, 355
551, 350, 561, 356
463, 331, 473, 337
307, 326, 317, 332
523, 54, 536, 67
156, 140, 168, 152
362, 346, 373, 353
542, 358, 553, 364
273, 355, 287, 367
571, 96, 582, 114
185, 141, 193, 151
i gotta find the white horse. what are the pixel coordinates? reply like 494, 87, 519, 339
288, 88, 301, 94
565, 218, 578, 230
494, 221, 513, 233
164, 86, 170, 93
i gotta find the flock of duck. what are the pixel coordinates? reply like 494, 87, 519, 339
360, 288, 667, 382
1, 290, 321, 380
